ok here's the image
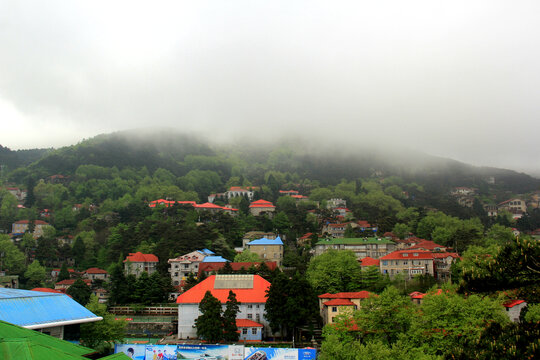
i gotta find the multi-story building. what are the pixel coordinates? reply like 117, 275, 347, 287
379, 250, 435, 278
432, 253, 460, 281
498, 198, 527, 219
326, 198, 346, 209
314, 238, 396, 259
168, 249, 214, 286
11, 220, 50, 239
208, 186, 260, 203
176, 274, 271, 339
123, 252, 159, 278
246, 237, 283, 267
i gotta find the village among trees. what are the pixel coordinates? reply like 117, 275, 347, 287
0, 132, 539, 358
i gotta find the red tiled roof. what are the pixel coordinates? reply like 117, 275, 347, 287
31, 287, 65, 294
432, 252, 460, 259
177, 201, 197, 206
409, 240, 445, 251
361, 257, 380, 267
195, 202, 224, 209
318, 291, 372, 299
176, 275, 270, 304
249, 199, 275, 208
503, 299, 526, 308
411, 289, 445, 299
85, 267, 108, 274
198, 262, 277, 277
380, 250, 434, 261
14, 220, 49, 225
56, 279, 92, 286
52, 268, 75, 273
291, 195, 308, 199
357, 220, 371, 227
124, 252, 159, 263
323, 299, 356, 306
299, 233, 313, 240
236, 319, 264, 328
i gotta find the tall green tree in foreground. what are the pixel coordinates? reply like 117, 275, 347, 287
195, 291, 223, 342
81, 295, 126, 354
306, 249, 362, 294
265, 271, 320, 340
223, 290, 240, 342
24, 260, 46, 288
66, 278, 92, 305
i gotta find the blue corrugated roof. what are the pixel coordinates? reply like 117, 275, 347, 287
202, 256, 229, 263
0, 289, 100, 327
247, 236, 283, 246
199, 248, 215, 256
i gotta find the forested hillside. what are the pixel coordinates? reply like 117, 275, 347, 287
1, 128, 539, 285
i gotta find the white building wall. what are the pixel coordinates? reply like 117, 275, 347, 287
178, 302, 270, 339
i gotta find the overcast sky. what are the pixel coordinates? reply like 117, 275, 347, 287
1, 1, 539, 174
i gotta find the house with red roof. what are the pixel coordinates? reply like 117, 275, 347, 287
318, 291, 373, 325
503, 299, 527, 322
50, 268, 76, 279
432, 252, 460, 281
379, 250, 436, 278
249, 199, 276, 217
176, 274, 271, 339
12, 220, 50, 239
54, 279, 92, 291
408, 240, 448, 252
124, 252, 159, 278
237, 319, 264, 341
297, 232, 315, 246
197, 261, 278, 277
83, 268, 108, 282
497, 198, 526, 219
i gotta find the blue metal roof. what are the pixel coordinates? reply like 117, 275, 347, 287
199, 248, 215, 256
202, 256, 229, 263
0, 288, 100, 327
247, 236, 283, 246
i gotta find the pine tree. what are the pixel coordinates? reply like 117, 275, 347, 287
195, 291, 223, 342
220, 262, 234, 274
58, 262, 70, 281
264, 272, 289, 339
66, 278, 92, 305
107, 261, 129, 305
223, 290, 240, 342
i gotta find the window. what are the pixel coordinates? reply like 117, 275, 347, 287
403, 253, 408, 257
247, 304, 253, 309
332, 307, 337, 312
256, 313, 260, 322
242, 328, 248, 334
247, 314, 253, 319
252, 328, 258, 335
382, 261, 388, 266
